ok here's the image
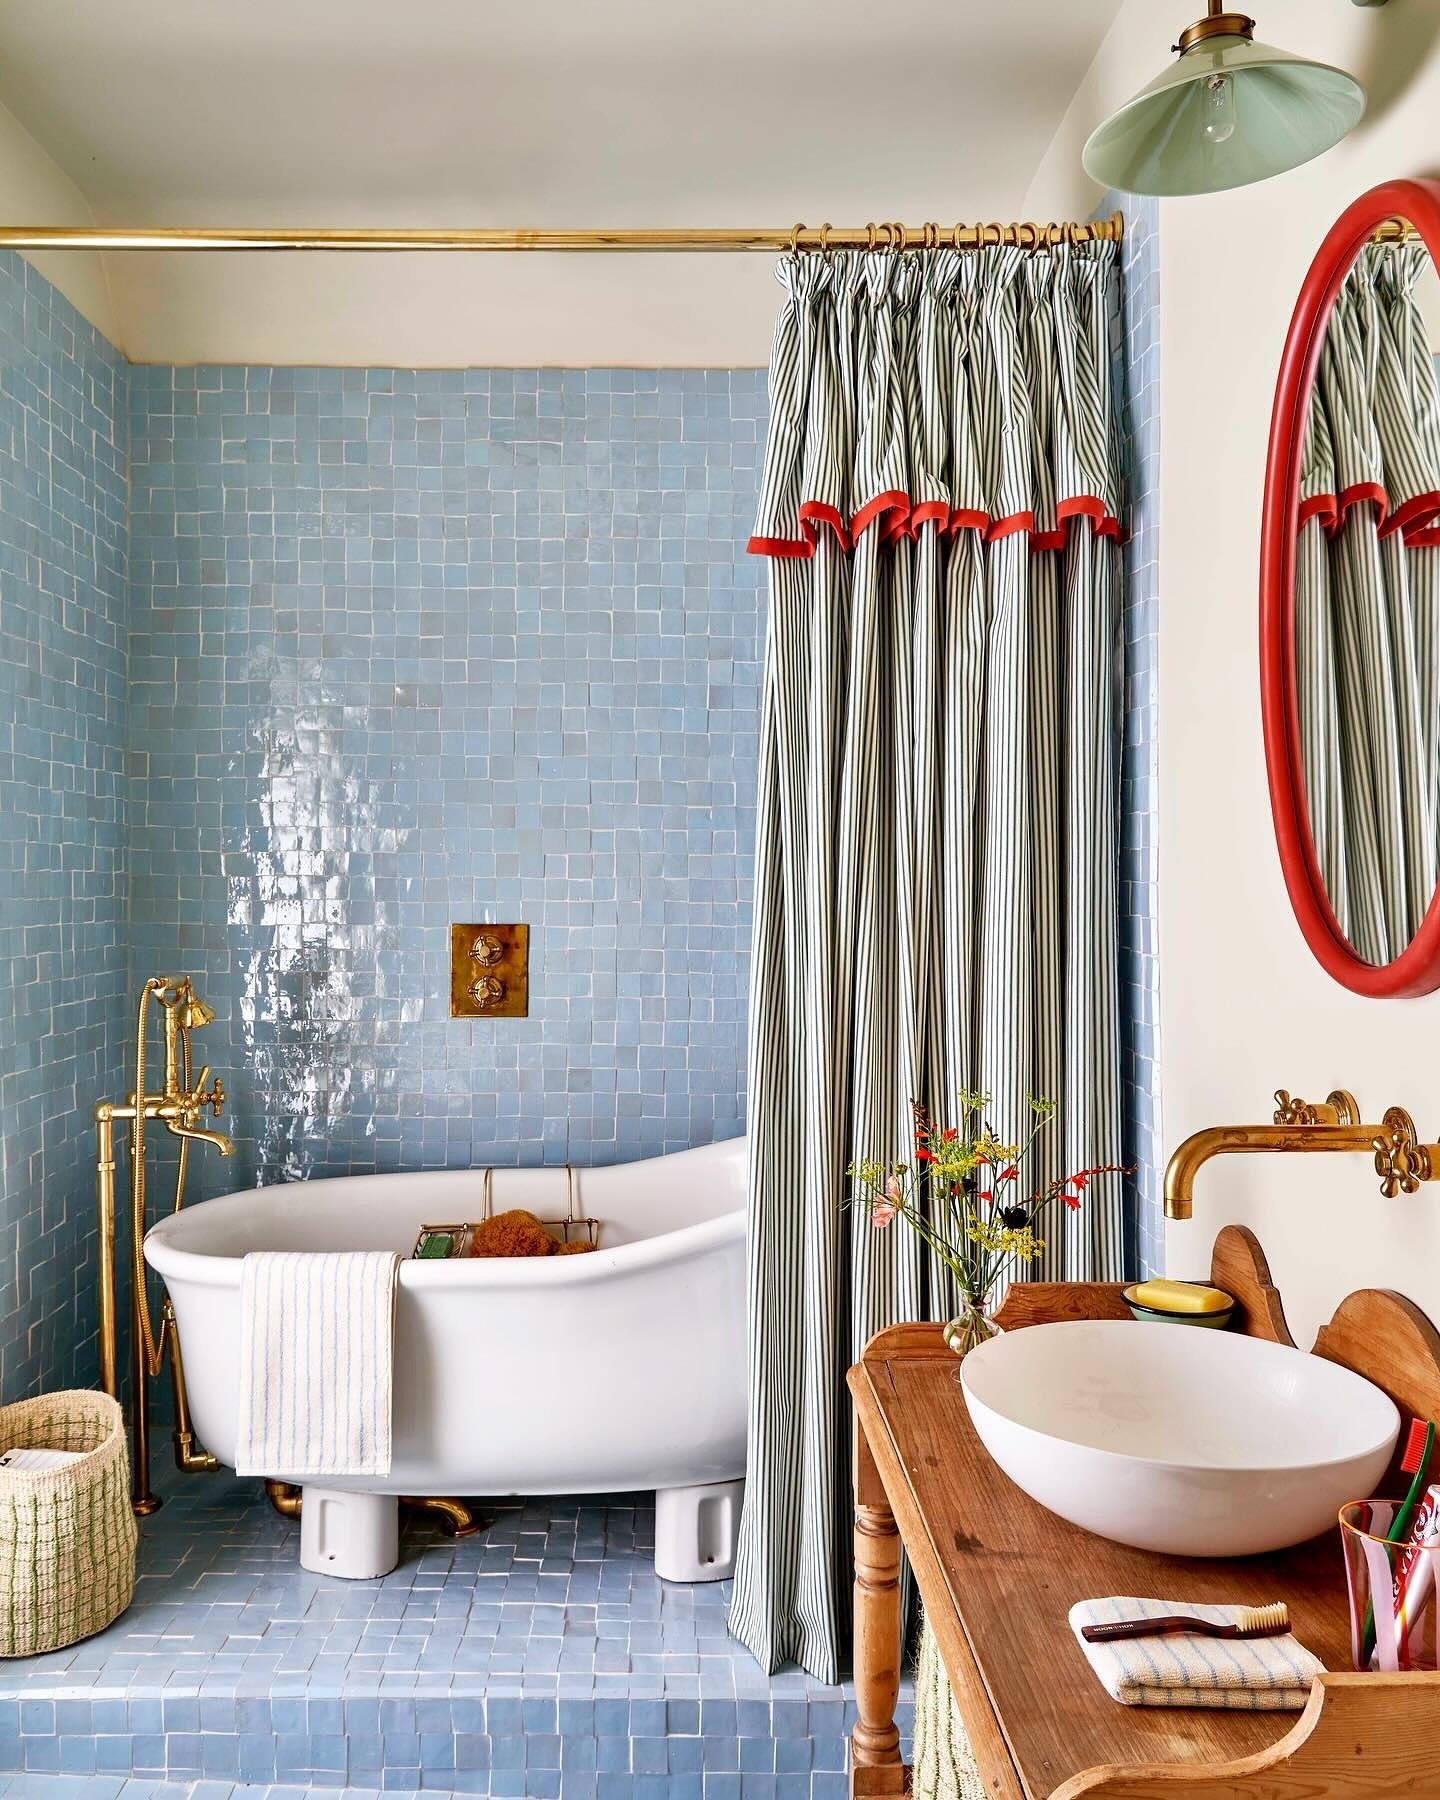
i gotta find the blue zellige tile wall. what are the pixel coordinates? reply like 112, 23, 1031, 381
0, 253, 129, 1400
125, 366, 766, 1196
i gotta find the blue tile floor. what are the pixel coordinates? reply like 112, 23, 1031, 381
0, 1465, 909, 1795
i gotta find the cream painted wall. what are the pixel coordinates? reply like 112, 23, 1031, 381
1027, 0, 1440, 1346
0, 98, 115, 345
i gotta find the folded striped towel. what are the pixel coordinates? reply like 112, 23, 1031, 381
1068, 1597, 1324, 1710
235, 1251, 399, 1479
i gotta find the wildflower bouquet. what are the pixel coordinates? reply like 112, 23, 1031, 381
848, 1091, 1126, 1358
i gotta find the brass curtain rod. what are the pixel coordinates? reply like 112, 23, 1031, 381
0, 215, 1124, 254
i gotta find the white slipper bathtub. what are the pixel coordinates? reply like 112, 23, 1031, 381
145, 1136, 747, 1581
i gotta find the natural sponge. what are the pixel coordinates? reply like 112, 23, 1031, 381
468, 1209, 556, 1258
556, 1239, 596, 1255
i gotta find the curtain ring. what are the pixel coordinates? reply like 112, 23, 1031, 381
927, 221, 940, 251
789, 221, 804, 255
819, 220, 832, 257
896, 221, 909, 252
867, 221, 877, 253
1044, 223, 1061, 249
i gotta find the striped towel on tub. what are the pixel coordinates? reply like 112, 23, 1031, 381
235, 1251, 399, 1478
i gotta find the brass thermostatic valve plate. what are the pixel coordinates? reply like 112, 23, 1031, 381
450, 923, 529, 1018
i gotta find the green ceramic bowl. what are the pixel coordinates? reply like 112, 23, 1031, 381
1122, 1285, 1237, 1329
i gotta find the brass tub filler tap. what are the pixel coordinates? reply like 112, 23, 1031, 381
96, 975, 232, 1513
1164, 1088, 1440, 1221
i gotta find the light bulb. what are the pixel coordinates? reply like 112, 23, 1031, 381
1201, 72, 1236, 146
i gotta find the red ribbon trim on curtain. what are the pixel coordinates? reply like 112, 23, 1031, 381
1298, 482, 1440, 545
747, 490, 1123, 558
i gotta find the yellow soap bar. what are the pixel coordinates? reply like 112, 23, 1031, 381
1130, 1278, 1232, 1314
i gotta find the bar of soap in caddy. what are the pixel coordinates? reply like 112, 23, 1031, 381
1128, 1278, 1233, 1314
1123, 1279, 1238, 1328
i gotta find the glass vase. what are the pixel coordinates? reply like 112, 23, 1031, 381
941, 1303, 1004, 1367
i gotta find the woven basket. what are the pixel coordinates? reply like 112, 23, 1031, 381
0, 1390, 136, 1657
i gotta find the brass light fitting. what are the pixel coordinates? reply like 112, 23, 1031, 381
1175, 9, 1255, 55
1164, 1089, 1440, 1220
1085, 0, 1372, 197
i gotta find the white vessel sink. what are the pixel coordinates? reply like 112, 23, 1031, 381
960, 1320, 1399, 1557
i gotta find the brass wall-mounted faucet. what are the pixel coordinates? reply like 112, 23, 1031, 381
1164, 1089, 1440, 1220
95, 976, 233, 1513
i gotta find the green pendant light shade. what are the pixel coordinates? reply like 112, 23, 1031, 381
1083, 24, 1366, 197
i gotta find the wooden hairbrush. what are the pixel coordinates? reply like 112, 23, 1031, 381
1081, 1602, 1289, 1645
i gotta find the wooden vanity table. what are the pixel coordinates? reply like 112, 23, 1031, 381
847, 1228, 1440, 1797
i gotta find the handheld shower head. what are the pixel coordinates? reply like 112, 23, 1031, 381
178, 991, 216, 1030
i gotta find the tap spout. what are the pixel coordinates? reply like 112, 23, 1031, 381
1164, 1110, 1386, 1220
165, 1118, 234, 1157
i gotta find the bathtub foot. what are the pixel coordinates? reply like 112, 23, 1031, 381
654, 1478, 744, 1583
298, 1487, 399, 1579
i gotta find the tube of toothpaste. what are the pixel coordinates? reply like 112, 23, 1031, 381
1393, 1483, 1440, 1665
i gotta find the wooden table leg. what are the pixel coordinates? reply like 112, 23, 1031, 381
852, 1410, 904, 1787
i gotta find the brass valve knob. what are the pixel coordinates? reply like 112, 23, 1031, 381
468, 974, 506, 1010
209, 1076, 226, 1116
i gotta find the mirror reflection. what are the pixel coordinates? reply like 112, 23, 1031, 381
1296, 227, 1440, 966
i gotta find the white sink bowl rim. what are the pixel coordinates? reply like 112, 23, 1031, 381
960, 1319, 1400, 1557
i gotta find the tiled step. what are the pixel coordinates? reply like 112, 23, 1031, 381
0, 1470, 907, 1796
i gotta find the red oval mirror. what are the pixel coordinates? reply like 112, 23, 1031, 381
1261, 177, 1440, 997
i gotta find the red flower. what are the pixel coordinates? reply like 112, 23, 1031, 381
978, 1189, 993, 1204
1071, 1171, 1090, 1191
915, 1147, 934, 1164
999, 1165, 1018, 1182
1062, 1188, 1082, 1210
943, 1128, 958, 1141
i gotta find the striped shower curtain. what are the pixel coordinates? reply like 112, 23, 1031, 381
730, 242, 1127, 1680
1297, 242, 1440, 965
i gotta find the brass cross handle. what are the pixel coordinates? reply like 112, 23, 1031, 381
1373, 1105, 1432, 1198
1273, 1088, 1361, 1127
468, 974, 506, 1010
189, 1067, 225, 1116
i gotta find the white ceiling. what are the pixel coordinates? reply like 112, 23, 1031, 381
0, 0, 1127, 364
